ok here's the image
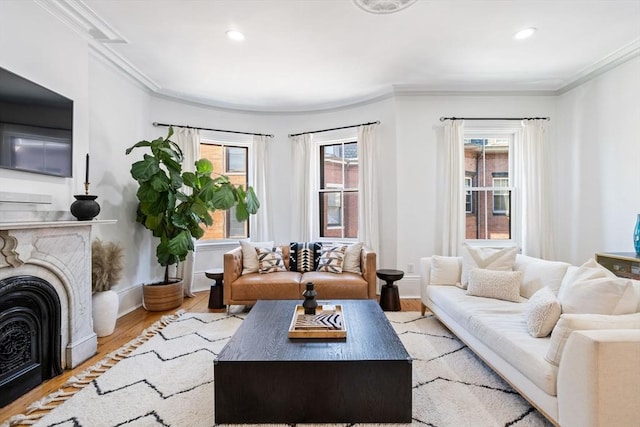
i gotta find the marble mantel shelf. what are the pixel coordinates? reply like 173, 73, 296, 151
0, 220, 117, 230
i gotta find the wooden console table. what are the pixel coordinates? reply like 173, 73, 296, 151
595, 252, 640, 280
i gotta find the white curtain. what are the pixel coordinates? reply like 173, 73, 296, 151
440, 120, 466, 256
514, 119, 552, 258
357, 124, 380, 255
174, 126, 200, 297
250, 135, 272, 241
290, 134, 313, 241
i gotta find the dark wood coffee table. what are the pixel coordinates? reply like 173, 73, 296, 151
214, 299, 412, 424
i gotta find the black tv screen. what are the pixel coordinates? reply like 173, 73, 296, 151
0, 66, 73, 177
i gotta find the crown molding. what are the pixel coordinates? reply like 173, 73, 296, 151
556, 38, 640, 95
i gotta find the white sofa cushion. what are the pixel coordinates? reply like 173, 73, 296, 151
466, 269, 523, 303
546, 312, 640, 366
525, 287, 562, 337
240, 240, 274, 274
342, 242, 363, 274
430, 255, 462, 285
514, 255, 570, 298
461, 244, 518, 289
560, 277, 637, 315
557, 258, 616, 300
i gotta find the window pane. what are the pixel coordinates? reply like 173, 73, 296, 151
343, 142, 358, 189
226, 146, 246, 173
343, 190, 358, 238
320, 144, 344, 190
320, 191, 342, 238
199, 142, 249, 240
465, 189, 511, 240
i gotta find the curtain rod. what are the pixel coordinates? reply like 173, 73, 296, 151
288, 120, 380, 138
439, 117, 550, 121
153, 122, 274, 138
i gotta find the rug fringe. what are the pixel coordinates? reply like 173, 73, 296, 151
1, 309, 187, 427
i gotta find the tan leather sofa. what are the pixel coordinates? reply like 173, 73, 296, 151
223, 245, 377, 306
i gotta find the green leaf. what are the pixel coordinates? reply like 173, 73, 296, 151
149, 173, 170, 192
136, 182, 160, 204
235, 199, 249, 221
130, 156, 160, 182
182, 172, 197, 189
211, 185, 236, 210
195, 158, 213, 174
246, 186, 260, 214
125, 140, 152, 155
167, 230, 193, 258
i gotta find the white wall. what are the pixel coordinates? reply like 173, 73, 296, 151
0, 1, 89, 211
554, 57, 640, 264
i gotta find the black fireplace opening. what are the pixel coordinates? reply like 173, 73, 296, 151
0, 275, 62, 407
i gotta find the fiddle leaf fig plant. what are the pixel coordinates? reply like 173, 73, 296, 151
126, 127, 259, 284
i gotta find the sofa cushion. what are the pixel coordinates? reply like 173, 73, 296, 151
557, 258, 616, 300
430, 255, 462, 285
514, 255, 570, 298
317, 245, 347, 273
256, 246, 286, 274
240, 240, 274, 275
343, 242, 364, 274
461, 244, 519, 289
230, 272, 303, 300
559, 276, 637, 315
525, 287, 561, 338
545, 312, 640, 366
301, 271, 369, 299
427, 285, 557, 395
466, 269, 523, 303
289, 241, 322, 272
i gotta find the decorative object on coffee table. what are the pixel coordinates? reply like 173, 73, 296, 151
302, 282, 317, 314
205, 268, 224, 309
288, 304, 346, 339
377, 269, 404, 311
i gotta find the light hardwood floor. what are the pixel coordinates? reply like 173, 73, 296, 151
0, 292, 421, 420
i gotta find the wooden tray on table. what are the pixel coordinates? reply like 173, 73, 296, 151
288, 304, 346, 339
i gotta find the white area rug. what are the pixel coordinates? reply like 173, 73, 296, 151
2, 311, 552, 427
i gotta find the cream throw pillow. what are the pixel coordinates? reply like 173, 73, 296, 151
240, 241, 274, 274
461, 244, 519, 289
525, 287, 561, 337
342, 242, 363, 274
466, 269, 523, 303
559, 277, 637, 315
545, 312, 640, 366
557, 258, 616, 300
430, 256, 462, 285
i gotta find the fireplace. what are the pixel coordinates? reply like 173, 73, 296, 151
0, 215, 113, 406
0, 275, 63, 406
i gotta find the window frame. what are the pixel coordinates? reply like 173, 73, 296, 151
463, 124, 519, 247
197, 135, 253, 245
315, 136, 359, 243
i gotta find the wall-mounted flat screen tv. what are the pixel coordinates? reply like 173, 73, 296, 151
0, 66, 73, 177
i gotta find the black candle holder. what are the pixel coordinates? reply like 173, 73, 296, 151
70, 183, 100, 221
302, 282, 318, 315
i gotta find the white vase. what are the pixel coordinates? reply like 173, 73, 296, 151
92, 290, 119, 337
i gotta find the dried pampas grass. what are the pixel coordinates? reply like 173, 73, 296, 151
91, 238, 124, 293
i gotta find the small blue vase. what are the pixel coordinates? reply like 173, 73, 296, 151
634, 214, 640, 256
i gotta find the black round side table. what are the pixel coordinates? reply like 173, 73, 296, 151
377, 269, 404, 312
205, 268, 225, 309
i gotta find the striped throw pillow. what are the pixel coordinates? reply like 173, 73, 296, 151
316, 245, 347, 274
255, 247, 286, 274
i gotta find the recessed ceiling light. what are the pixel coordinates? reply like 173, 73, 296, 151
226, 30, 245, 41
514, 27, 537, 40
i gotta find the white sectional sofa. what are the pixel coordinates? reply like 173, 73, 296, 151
420, 252, 640, 427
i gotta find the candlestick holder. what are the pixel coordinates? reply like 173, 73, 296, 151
70, 183, 100, 221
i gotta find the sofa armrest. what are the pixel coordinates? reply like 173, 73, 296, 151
223, 247, 243, 305
557, 329, 640, 427
418, 257, 433, 315
361, 247, 377, 299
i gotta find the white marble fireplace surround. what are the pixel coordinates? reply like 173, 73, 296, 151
0, 214, 115, 368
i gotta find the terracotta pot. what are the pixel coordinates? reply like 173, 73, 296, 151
92, 290, 119, 337
142, 279, 184, 311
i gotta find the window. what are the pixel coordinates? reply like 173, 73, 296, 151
318, 141, 358, 239
465, 175, 474, 213
199, 141, 249, 240
464, 135, 513, 241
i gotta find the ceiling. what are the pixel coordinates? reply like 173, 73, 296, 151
46, 0, 640, 112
